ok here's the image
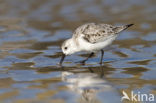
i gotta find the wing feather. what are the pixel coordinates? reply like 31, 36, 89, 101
73, 23, 118, 44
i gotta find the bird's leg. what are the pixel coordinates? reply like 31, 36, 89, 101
99, 50, 104, 65
78, 52, 94, 64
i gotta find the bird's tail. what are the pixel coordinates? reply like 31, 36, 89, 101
113, 24, 134, 33
124, 24, 134, 30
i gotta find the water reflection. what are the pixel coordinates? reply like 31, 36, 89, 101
61, 66, 120, 103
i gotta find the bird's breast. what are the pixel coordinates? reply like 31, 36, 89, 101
78, 36, 117, 52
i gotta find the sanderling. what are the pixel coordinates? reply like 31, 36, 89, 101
59, 23, 133, 65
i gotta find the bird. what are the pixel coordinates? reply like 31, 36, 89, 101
59, 23, 134, 66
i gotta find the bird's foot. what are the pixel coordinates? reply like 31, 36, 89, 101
99, 61, 103, 65
57, 63, 63, 68
75, 60, 86, 65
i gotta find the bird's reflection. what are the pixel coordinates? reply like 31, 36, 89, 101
61, 66, 120, 103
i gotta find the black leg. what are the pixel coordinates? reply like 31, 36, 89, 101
78, 52, 94, 64
99, 50, 104, 64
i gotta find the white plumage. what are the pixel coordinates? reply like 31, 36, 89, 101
59, 23, 133, 65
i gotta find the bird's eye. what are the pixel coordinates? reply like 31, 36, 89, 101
64, 47, 68, 50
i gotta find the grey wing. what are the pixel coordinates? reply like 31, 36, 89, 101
73, 23, 128, 44
81, 23, 117, 43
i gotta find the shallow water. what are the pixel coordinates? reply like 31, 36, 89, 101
0, 0, 156, 103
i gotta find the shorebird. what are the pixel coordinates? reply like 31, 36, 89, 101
59, 23, 133, 65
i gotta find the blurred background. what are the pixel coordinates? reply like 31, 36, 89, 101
0, 0, 156, 103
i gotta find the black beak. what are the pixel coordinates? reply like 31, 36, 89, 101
59, 53, 66, 66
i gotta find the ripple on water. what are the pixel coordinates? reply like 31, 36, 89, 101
0, 0, 156, 103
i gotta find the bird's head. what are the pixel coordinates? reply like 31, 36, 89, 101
59, 38, 79, 65
61, 38, 77, 55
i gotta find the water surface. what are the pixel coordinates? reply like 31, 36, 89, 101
0, 0, 156, 103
